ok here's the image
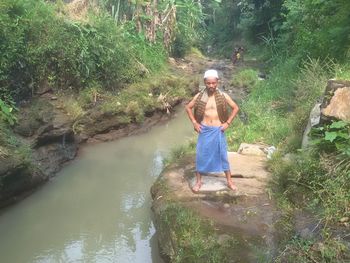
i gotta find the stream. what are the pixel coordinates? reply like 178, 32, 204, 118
0, 109, 193, 263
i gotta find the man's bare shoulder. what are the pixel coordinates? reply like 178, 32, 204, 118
221, 91, 231, 99
222, 92, 238, 103
192, 92, 201, 100
186, 92, 201, 107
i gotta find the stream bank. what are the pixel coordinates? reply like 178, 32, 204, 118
150, 65, 350, 262
0, 107, 194, 263
0, 60, 201, 208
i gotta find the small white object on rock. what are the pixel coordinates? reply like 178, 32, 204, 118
238, 143, 276, 159
265, 146, 276, 159
238, 143, 266, 156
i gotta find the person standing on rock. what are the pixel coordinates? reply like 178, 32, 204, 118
185, 69, 239, 192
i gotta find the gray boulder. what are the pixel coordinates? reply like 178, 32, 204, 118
302, 79, 350, 148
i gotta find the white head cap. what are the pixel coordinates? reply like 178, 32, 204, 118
203, 69, 219, 79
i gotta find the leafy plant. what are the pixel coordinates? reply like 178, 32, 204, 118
310, 121, 350, 156
0, 99, 17, 125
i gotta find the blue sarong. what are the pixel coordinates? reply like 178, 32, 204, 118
196, 125, 230, 173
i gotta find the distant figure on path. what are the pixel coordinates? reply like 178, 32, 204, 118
185, 69, 240, 192
231, 46, 245, 64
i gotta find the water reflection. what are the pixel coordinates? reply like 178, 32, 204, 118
0, 109, 194, 263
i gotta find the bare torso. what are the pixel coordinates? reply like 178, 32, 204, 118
201, 95, 223, 126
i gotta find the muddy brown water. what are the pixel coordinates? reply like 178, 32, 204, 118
0, 109, 194, 263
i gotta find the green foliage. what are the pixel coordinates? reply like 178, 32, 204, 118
0, 119, 30, 161
61, 97, 85, 121
204, 0, 350, 63
160, 202, 235, 262
125, 101, 144, 123
236, 0, 284, 42
270, 149, 350, 224
67, 73, 193, 133
189, 47, 205, 58
164, 142, 196, 166
269, 152, 325, 206
274, 235, 349, 263
176, 0, 205, 40
334, 64, 350, 80
171, 33, 191, 58
227, 58, 297, 147
0, 99, 17, 125
231, 68, 259, 89
279, 0, 350, 62
0, 0, 167, 101
204, 0, 284, 55
310, 121, 350, 156
118, 20, 167, 73
227, 58, 331, 151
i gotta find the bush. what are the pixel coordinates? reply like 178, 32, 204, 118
310, 121, 350, 156
0, 99, 17, 125
171, 33, 191, 58
125, 101, 144, 123
0, 0, 167, 101
227, 57, 332, 151
231, 69, 259, 90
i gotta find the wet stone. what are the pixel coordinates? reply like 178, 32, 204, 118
190, 175, 229, 192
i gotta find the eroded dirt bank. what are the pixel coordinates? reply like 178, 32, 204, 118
1, 55, 214, 208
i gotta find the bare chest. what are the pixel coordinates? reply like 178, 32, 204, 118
205, 97, 217, 111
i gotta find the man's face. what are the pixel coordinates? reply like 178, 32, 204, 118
204, 77, 218, 92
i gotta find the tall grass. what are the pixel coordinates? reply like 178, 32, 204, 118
227, 57, 332, 151
160, 203, 236, 263
233, 57, 350, 261
0, 0, 167, 102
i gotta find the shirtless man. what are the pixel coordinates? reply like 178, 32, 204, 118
185, 69, 239, 192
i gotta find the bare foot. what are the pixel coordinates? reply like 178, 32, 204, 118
192, 181, 202, 193
227, 181, 237, 191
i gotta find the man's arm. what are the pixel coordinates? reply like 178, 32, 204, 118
185, 93, 201, 133
224, 93, 239, 125
220, 93, 239, 131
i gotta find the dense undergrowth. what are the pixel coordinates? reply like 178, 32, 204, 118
224, 57, 350, 262
1, 0, 349, 261
0, 0, 200, 157
160, 0, 350, 261
0, 0, 166, 103
59, 73, 195, 135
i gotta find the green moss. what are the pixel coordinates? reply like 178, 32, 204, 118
274, 235, 349, 263
163, 142, 196, 166
160, 202, 236, 263
231, 68, 259, 90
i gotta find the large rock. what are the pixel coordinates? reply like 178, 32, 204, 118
302, 103, 321, 148
14, 97, 78, 177
0, 155, 47, 207
302, 79, 350, 148
320, 79, 350, 123
237, 143, 268, 157
151, 152, 280, 262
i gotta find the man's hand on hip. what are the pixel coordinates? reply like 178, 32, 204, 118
221, 122, 229, 132
193, 122, 202, 133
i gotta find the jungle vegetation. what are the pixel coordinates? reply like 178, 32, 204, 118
1, 0, 349, 262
